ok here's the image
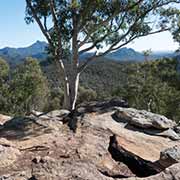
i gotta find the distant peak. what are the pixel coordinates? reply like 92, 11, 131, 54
35, 40, 45, 44
33, 40, 47, 45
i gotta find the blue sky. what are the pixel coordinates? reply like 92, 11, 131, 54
0, 0, 179, 52
0, 0, 45, 48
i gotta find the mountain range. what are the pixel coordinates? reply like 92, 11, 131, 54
0, 41, 178, 65
0, 41, 48, 65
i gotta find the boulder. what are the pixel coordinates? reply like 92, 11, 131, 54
115, 108, 176, 129
159, 145, 180, 168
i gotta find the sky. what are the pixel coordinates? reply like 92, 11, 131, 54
0, 0, 179, 52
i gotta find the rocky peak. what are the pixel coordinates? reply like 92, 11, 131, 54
0, 100, 180, 180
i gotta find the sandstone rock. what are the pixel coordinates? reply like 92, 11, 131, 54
145, 128, 180, 141
45, 109, 70, 119
0, 107, 179, 179
98, 153, 135, 178
0, 116, 63, 140
121, 163, 180, 180
0, 114, 11, 125
108, 135, 162, 177
76, 129, 135, 178
0, 144, 20, 168
174, 126, 180, 134
126, 125, 180, 141
159, 145, 180, 168
0, 172, 30, 180
30, 110, 44, 117
115, 108, 176, 129
0, 138, 14, 147
83, 111, 180, 163
31, 156, 114, 180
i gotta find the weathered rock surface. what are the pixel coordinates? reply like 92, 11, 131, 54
143, 128, 180, 141
158, 145, 180, 168
0, 144, 20, 168
42, 109, 70, 119
0, 104, 180, 180
121, 163, 180, 180
0, 114, 11, 125
115, 108, 176, 129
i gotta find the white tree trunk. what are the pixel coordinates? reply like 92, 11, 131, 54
63, 73, 80, 111
71, 73, 80, 110
63, 76, 71, 110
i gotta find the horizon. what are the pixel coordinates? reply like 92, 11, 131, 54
0, 1, 179, 52
0, 40, 176, 54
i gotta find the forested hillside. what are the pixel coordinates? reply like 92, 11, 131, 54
1, 55, 180, 122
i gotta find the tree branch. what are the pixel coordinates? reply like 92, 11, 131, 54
78, 28, 170, 73
72, 0, 79, 67
78, 0, 144, 49
79, 13, 127, 54
26, 0, 53, 47
49, 0, 62, 53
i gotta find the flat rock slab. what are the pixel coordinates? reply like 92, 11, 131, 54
83, 111, 180, 162
115, 108, 176, 130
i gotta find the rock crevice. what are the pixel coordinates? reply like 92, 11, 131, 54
0, 102, 180, 179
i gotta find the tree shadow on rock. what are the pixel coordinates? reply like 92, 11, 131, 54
63, 110, 78, 133
0, 116, 52, 140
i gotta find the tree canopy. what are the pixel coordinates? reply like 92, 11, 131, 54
25, 0, 180, 110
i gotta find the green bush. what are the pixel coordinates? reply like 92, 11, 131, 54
78, 86, 97, 104
0, 57, 50, 116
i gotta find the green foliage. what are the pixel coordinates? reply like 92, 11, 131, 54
113, 58, 180, 122
0, 58, 10, 114
0, 58, 9, 82
44, 87, 64, 111
80, 59, 128, 99
78, 86, 97, 104
0, 57, 50, 116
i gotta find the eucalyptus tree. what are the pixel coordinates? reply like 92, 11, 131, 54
25, 0, 180, 110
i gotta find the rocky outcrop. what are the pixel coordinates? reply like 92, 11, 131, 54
115, 108, 176, 129
114, 108, 179, 140
158, 145, 180, 168
0, 103, 179, 180
0, 114, 11, 125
